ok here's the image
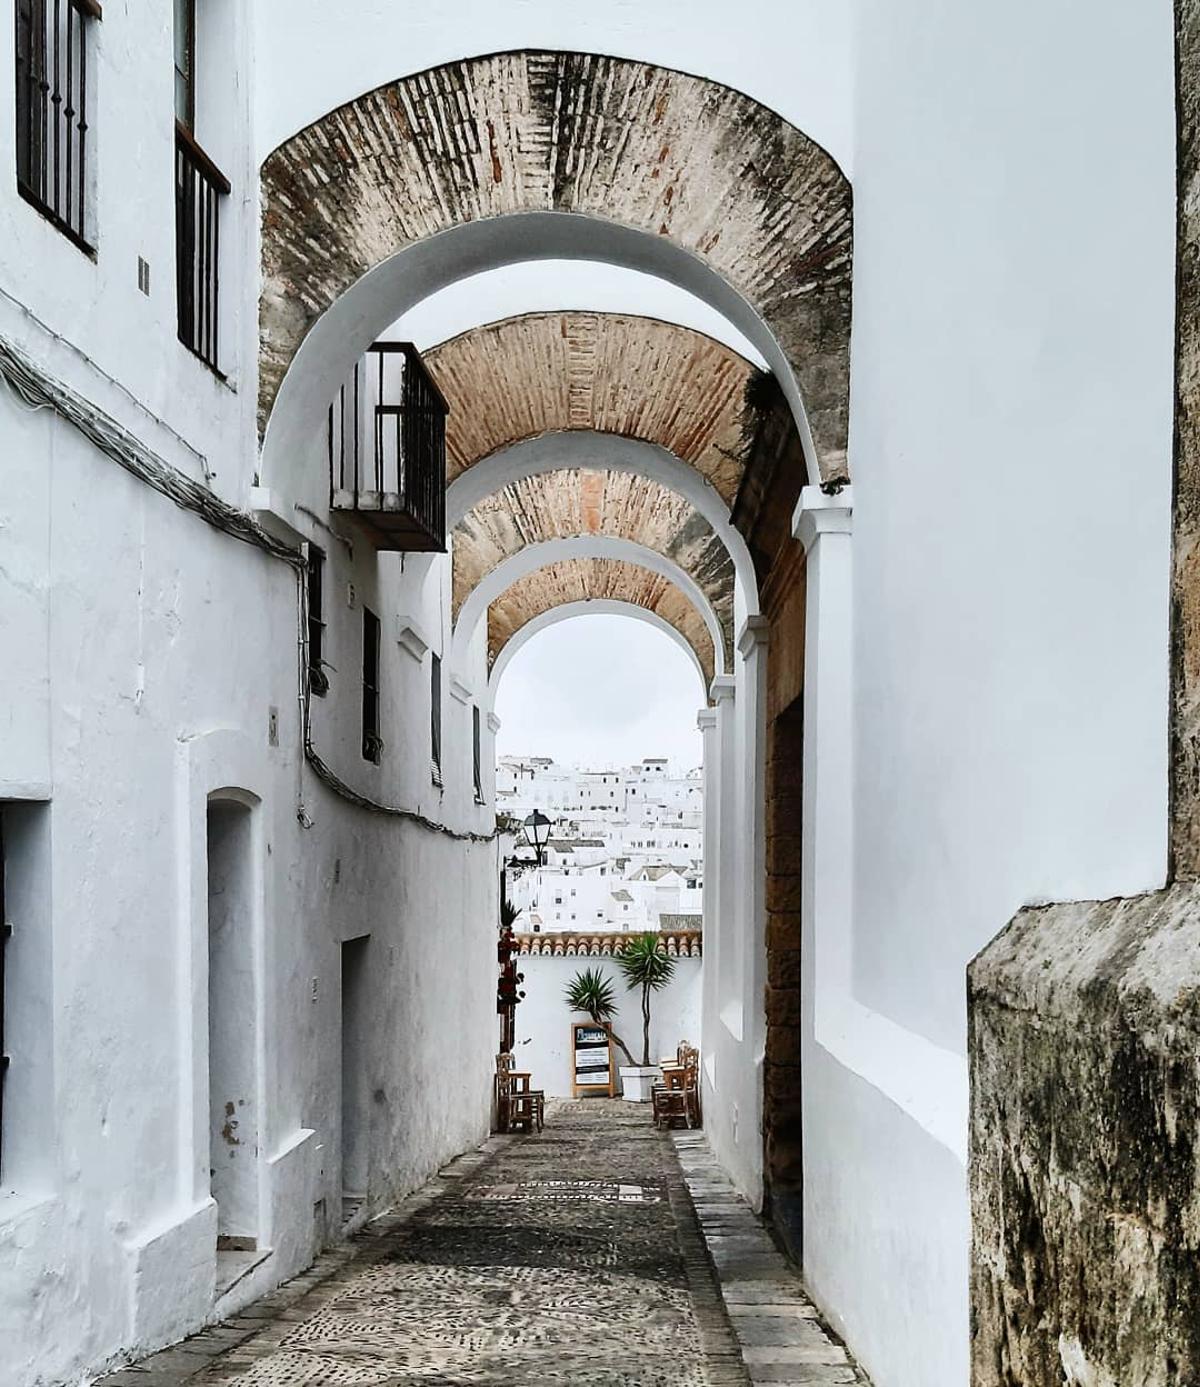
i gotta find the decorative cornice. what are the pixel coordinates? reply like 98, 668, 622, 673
486, 711, 502, 734
449, 676, 474, 705
792, 484, 854, 554
709, 673, 737, 704
248, 487, 308, 547
514, 929, 702, 959
395, 615, 432, 662
697, 709, 718, 732
737, 614, 769, 658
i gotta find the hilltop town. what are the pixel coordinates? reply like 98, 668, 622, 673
498, 756, 703, 934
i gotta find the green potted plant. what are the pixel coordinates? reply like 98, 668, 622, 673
563, 967, 636, 1068
616, 933, 677, 1103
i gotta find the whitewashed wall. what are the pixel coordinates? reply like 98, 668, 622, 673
0, 381, 499, 1386
0, 4, 1181, 1387
806, 4, 1176, 1386
513, 954, 702, 1098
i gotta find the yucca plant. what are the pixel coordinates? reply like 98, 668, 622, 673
500, 897, 522, 931
564, 967, 635, 1066
617, 933, 677, 1066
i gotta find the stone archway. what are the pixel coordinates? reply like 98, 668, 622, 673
445, 432, 761, 608
490, 600, 709, 698
453, 472, 736, 666
258, 51, 852, 484
455, 535, 729, 678
487, 556, 718, 687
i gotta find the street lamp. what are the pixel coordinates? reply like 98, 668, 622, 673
524, 809, 551, 867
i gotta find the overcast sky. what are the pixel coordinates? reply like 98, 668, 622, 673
494, 614, 705, 772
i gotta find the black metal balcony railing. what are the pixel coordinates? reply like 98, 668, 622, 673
175, 122, 229, 373
15, 0, 99, 252
328, 342, 448, 552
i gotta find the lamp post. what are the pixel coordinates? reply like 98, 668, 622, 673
524, 809, 551, 867
495, 809, 553, 1057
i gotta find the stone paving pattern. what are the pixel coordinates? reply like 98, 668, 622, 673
99, 1102, 866, 1386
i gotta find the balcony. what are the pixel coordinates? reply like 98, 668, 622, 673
328, 343, 448, 552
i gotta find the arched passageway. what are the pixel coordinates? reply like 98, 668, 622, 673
250, 44, 838, 1321
257, 51, 852, 490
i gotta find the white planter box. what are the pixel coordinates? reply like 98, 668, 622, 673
619, 1065, 660, 1103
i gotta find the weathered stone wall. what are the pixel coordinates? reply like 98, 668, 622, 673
1176, 0, 1200, 877
969, 885, 1200, 1386
259, 52, 852, 478
486, 556, 716, 684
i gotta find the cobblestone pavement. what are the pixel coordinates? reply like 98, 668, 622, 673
99, 1102, 866, 1387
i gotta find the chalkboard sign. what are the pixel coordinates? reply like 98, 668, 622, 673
571, 1021, 615, 1098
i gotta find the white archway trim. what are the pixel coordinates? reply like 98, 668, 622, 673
260, 212, 819, 504
390, 261, 768, 366
446, 431, 761, 614
489, 600, 708, 702
454, 537, 727, 679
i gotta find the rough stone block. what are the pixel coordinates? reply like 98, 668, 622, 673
969, 882, 1200, 1387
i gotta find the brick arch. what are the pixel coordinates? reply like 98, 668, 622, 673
453, 469, 736, 664
487, 557, 717, 686
259, 50, 852, 482
426, 312, 754, 504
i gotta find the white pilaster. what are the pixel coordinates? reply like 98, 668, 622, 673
792, 487, 854, 1035
697, 705, 719, 1074
736, 616, 769, 1059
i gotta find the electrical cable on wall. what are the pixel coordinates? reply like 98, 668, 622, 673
0, 331, 497, 845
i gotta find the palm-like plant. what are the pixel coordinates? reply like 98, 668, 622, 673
617, 933, 677, 1066
563, 967, 636, 1067
500, 897, 522, 931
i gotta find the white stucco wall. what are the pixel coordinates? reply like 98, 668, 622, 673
797, 4, 1177, 1385
513, 954, 702, 1098
0, 368, 498, 1386
0, 5, 1181, 1387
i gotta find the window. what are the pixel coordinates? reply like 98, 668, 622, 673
15, 0, 98, 251
174, 0, 229, 372
174, 0, 195, 127
430, 654, 442, 783
472, 705, 484, 804
307, 546, 327, 695
361, 608, 381, 763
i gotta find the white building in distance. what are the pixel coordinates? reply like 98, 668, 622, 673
500, 756, 703, 934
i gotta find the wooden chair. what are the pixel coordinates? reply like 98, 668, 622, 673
495, 1052, 545, 1133
653, 1043, 700, 1129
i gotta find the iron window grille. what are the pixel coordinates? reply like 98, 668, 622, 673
328, 343, 448, 552
430, 654, 443, 784
361, 609, 382, 763
472, 705, 484, 804
175, 122, 229, 373
173, 0, 194, 128
14, 0, 99, 253
306, 546, 328, 696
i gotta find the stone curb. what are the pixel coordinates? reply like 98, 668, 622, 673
672, 1131, 872, 1387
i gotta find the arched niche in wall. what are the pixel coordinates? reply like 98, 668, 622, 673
258, 51, 852, 489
